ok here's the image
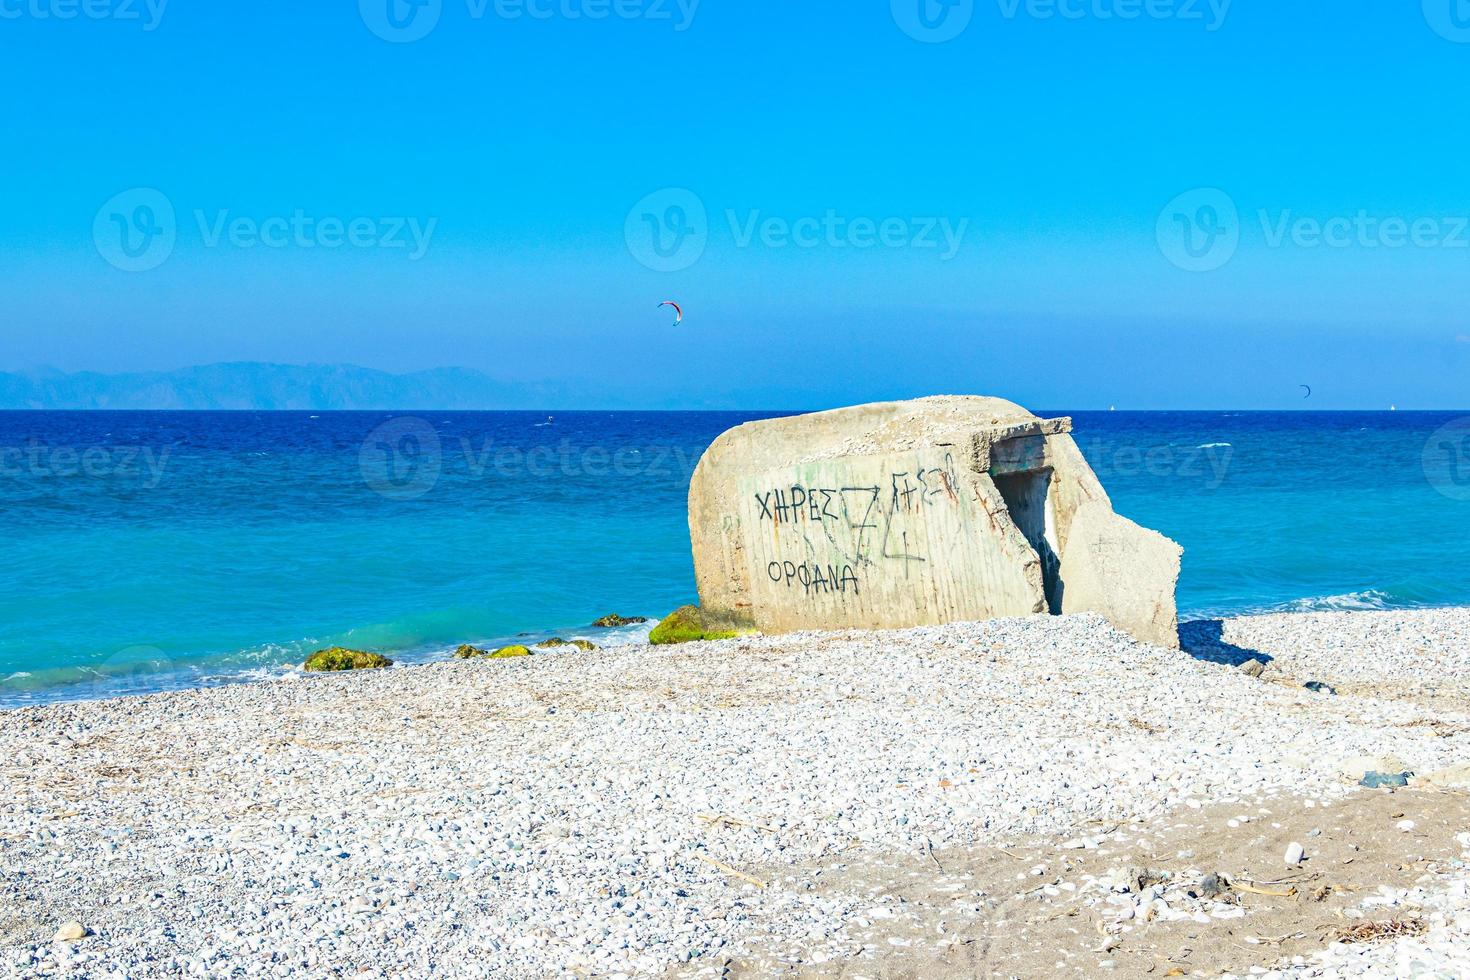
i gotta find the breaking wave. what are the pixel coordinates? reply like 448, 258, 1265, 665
1274, 589, 1399, 613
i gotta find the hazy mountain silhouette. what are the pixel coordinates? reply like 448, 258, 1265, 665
0, 363, 577, 410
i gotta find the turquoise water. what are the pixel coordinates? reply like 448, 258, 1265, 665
2, 410, 1468, 707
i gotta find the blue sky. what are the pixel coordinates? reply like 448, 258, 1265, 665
3, 1, 1468, 408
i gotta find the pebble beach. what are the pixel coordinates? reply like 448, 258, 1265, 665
4, 608, 1470, 978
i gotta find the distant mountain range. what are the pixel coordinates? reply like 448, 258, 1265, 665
0, 363, 580, 410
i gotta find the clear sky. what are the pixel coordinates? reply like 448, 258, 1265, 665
3, 1, 1468, 408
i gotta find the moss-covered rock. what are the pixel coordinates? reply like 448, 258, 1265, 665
536, 637, 600, 651
648, 606, 744, 646
303, 647, 393, 672
591, 614, 648, 628
455, 643, 533, 660
488, 645, 532, 659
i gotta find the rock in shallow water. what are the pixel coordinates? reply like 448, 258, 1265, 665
591, 614, 647, 628
536, 638, 599, 651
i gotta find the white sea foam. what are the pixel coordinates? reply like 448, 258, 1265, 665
1196, 442, 1232, 448
1276, 589, 1396, 613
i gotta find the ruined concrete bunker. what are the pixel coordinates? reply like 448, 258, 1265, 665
687, 396, 1183, 648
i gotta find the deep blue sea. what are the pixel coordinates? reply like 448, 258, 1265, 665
3, 410, 1469, 708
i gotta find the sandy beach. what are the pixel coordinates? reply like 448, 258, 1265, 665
4, 609, 1470, 978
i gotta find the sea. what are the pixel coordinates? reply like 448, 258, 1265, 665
3, 409, 1468, 708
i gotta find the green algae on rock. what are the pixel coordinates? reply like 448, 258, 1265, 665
454, 644, 533, 660
591, 614, 648, 628
303, 648, 393, 672
488, 645, 532, 659
648, 606, 744, 646
454, 644, 491, 660
537, 638, 599, 651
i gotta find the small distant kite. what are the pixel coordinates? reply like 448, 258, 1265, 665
1300, 384, 1312, 399
658, 301, 683, 327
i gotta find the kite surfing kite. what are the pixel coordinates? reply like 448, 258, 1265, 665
658, 301, 683, 327
1300, 384, 1312, 399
